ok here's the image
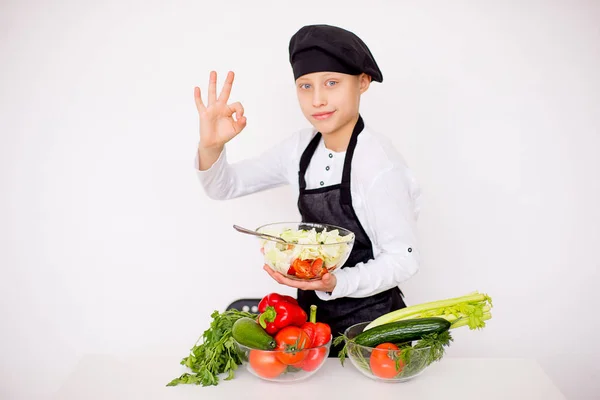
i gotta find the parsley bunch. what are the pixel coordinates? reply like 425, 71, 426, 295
167, 309, 257, 387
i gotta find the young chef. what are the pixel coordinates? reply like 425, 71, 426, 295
195, 24, 422, 356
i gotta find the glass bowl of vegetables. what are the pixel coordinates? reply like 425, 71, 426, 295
255, 222, 355, 281
234, 334, 332, 382
339, 321, 451, 382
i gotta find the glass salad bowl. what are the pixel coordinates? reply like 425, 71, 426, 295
255, 222, 355, 281
234, 335, 332, 382
342, 322, 439, 382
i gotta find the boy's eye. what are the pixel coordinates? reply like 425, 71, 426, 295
299, 83, 311, 89
326, 80, 337, 87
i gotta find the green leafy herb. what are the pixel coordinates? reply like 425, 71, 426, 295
333, 334, 349, 365
167, 309, 257, 387
396, 330, 453, 377
334, 334, 376, 374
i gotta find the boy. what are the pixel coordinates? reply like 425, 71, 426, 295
195, 24, 421, 356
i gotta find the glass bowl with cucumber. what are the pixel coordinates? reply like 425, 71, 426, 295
337, 318, 453, 382
232, 314, 332, 382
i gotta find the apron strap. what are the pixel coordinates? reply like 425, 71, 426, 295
340, 115, 364, 205
298, 132, 322, 190
298, 114, 365, 196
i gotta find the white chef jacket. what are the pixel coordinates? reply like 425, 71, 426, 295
195, 124, 422, 301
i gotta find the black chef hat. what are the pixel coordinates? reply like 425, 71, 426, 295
288, 24, 383, 82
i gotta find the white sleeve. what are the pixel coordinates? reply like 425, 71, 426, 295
315, 166, 420, 300
195, 134, 299, 200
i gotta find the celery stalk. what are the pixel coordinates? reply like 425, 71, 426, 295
364, 292, 493, 331
450, 312, 492, 329
390, 304, 492, 323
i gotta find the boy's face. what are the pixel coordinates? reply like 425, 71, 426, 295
295, 72, 371, 135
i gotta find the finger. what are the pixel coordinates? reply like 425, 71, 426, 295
275, 273, 313, 290
263, 265, 286, 285
263, 265, 303, 288
234, 116, 247, 133
264, 265, 286, 283
262, 265, 332, 291
227, 102, 244, 119
228, 102, 247, 134
263, 264, 279, 279
194, 87, 206, 113
208, 71, 217, 105
217, 71, 235, 103
294, 274, 331, 291
321, 273, 333, 289
323, 272, 337, 290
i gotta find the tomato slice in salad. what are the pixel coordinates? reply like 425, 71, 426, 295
289, 258, 326, 279
292, 259, 313, 279
311, 258, 325, 277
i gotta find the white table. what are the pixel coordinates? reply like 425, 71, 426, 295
53, 354, 566, 400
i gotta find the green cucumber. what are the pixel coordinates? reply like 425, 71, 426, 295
354, 318, 451, 347
232, 317, 277, 350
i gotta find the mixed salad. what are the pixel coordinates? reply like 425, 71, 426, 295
259, 227, 354, 279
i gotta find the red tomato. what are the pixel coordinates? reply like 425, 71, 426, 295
369, 343, 404, 378
275, 326, 311, 365
249, 350, 287, 378
297, 347, 327, 371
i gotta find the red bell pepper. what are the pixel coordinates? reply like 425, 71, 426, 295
257, 293, 307, 335
295, 305, 332, 371
301, 305, 331, 347
258, 293, 298, 311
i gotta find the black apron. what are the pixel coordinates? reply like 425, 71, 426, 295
296, 115, 406, 357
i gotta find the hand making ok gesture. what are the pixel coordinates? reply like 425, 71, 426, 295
195, 71, 247, 169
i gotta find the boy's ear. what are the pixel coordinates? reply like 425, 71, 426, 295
359, 73, 372, 94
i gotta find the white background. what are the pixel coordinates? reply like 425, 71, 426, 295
1, 0, 599, 399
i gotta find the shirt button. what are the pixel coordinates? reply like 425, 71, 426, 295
408, 247, 413, 253
325, 166, 330, 171
320, 181, 324, 186
328, 153, 333, 158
